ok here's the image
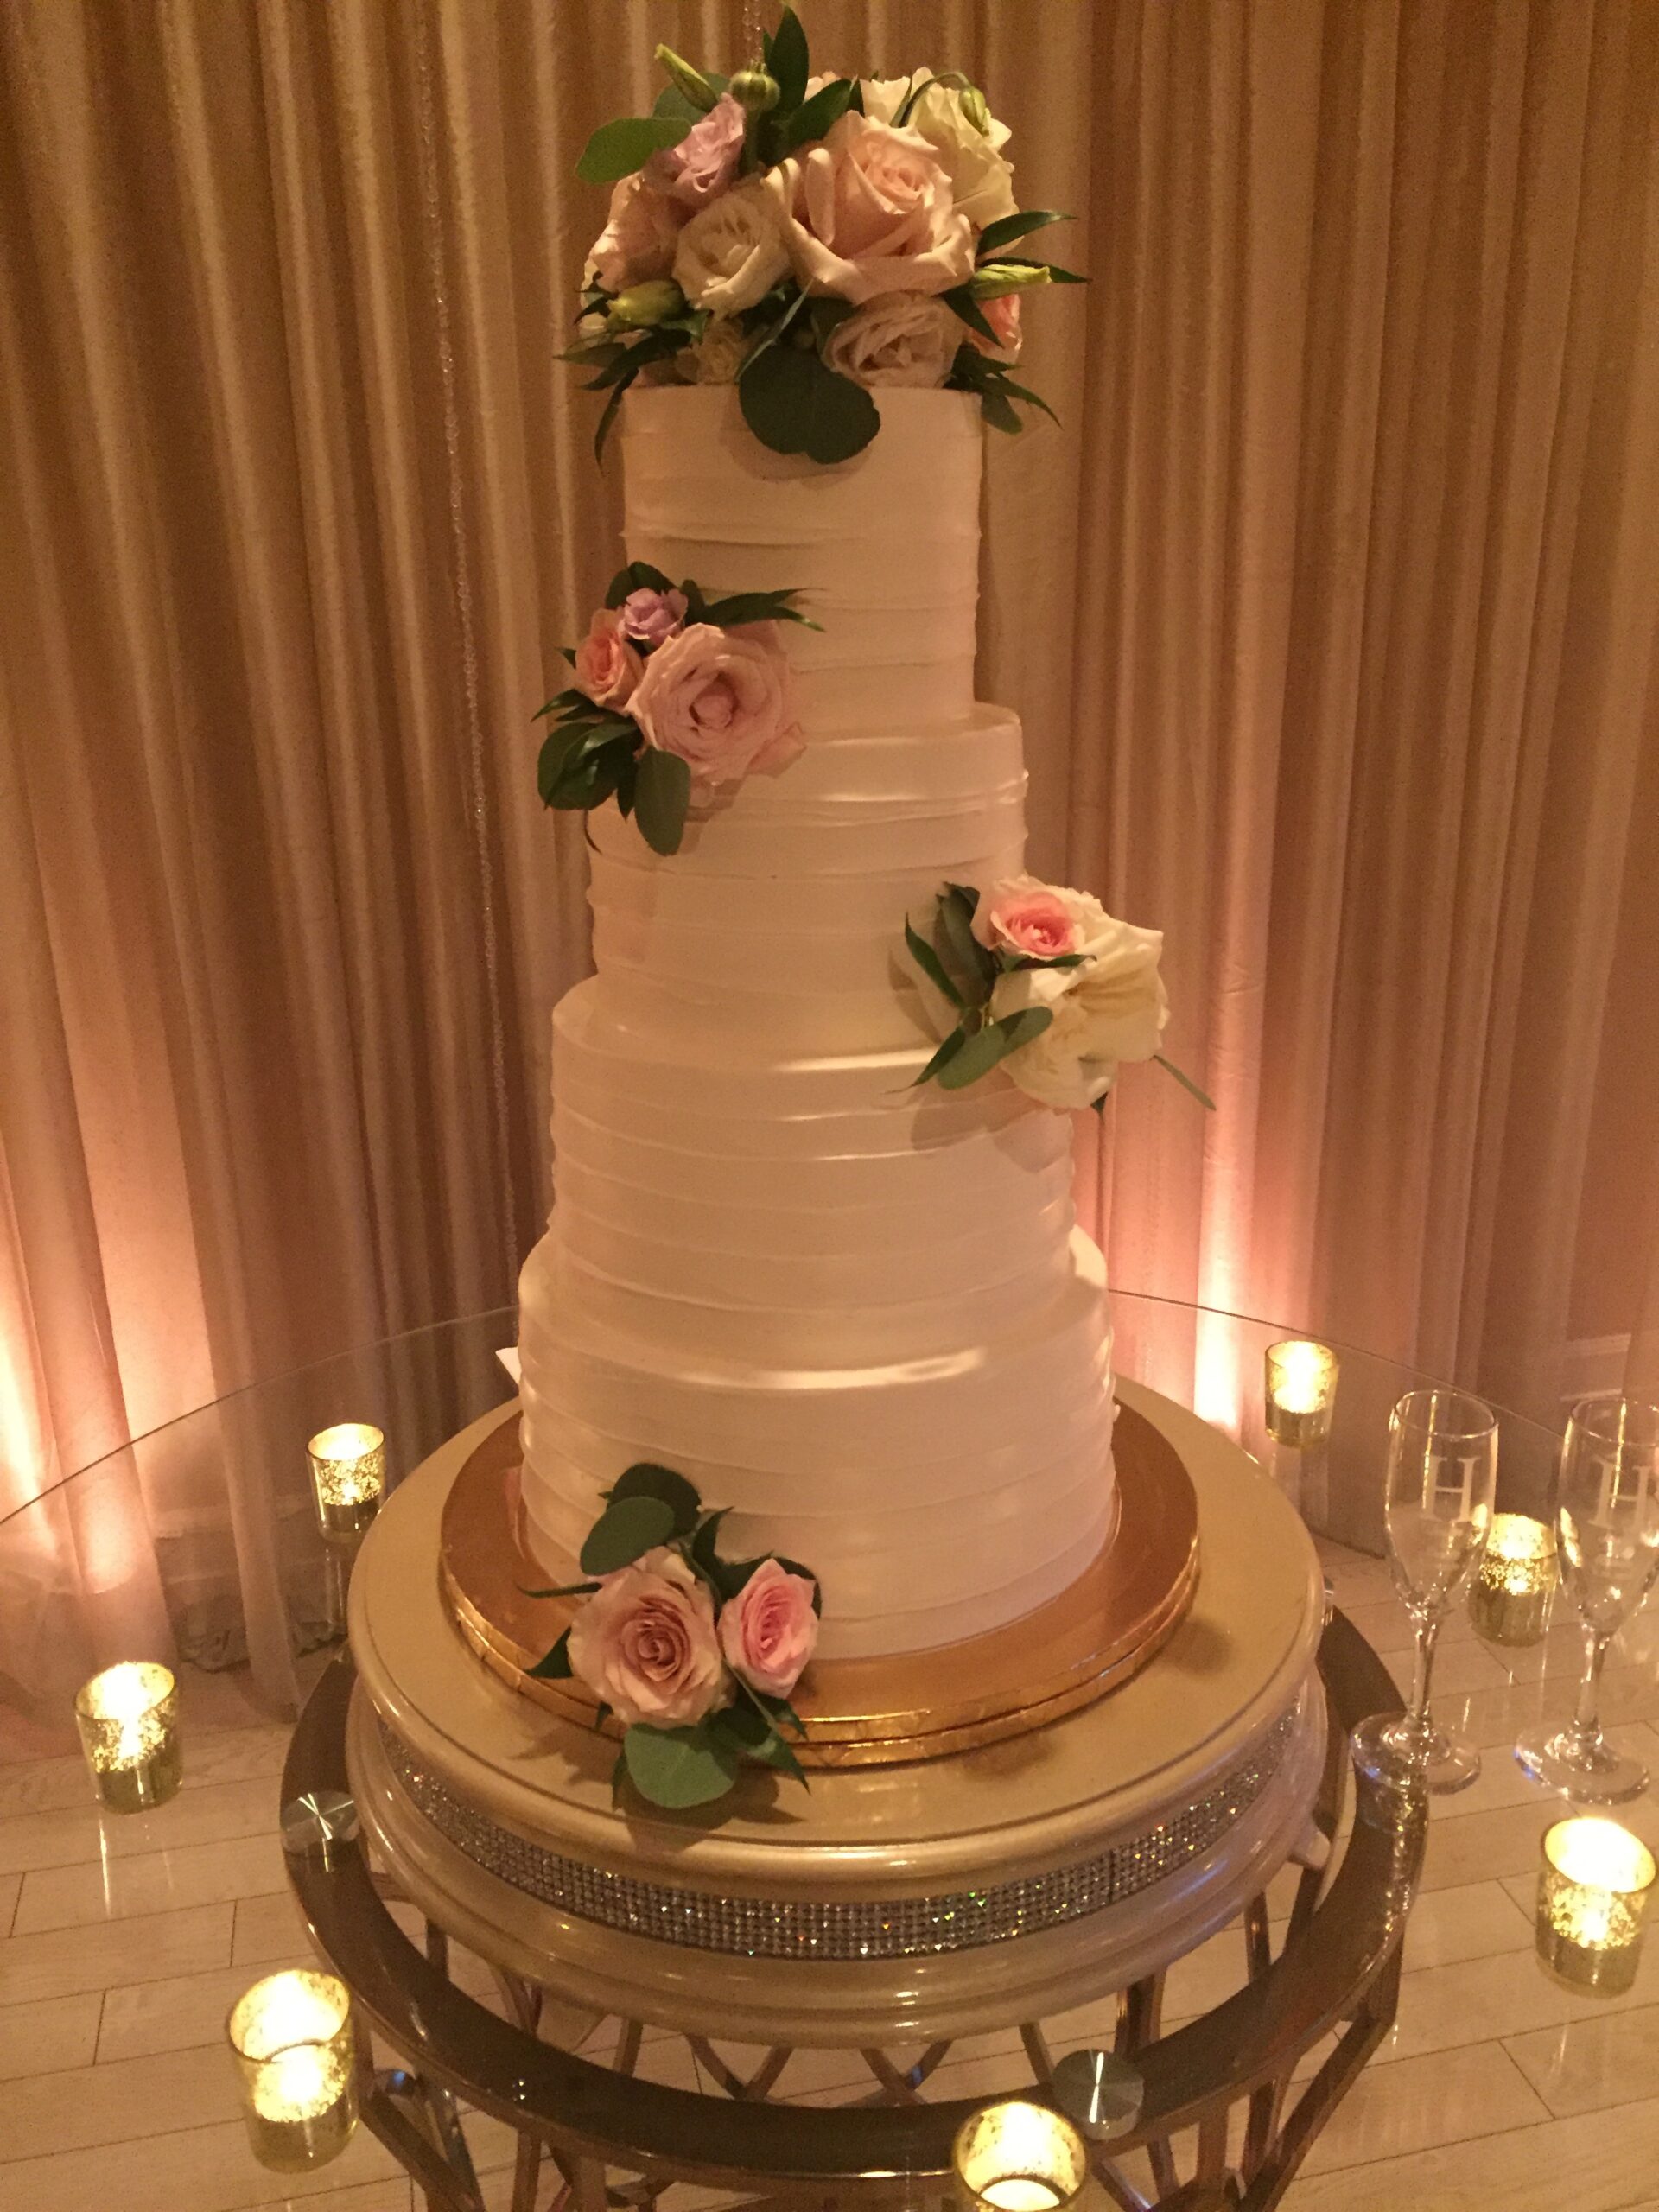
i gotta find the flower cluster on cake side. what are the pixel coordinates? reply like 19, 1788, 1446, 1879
565, 8, 1081, 461
537, 561, 816, 855
526, 1463, 819, 1809
906, 879, 1212, 1114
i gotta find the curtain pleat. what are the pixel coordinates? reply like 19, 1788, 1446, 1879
1, 1, 1656, 1709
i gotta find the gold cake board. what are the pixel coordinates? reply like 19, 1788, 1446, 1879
439, 1403, 1198, 1767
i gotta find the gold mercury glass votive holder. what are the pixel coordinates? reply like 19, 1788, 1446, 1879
1469, 1512, 1558, 1647
74, 1661, 182, 1814
953, 2099, 1089, 2212
307, 1421, 386, 1542
227, 1969, 359, 2171
1264, 1339, 1340, 1449
1535, 1816, 1657, 1997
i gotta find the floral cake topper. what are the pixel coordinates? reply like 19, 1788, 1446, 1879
536, 561, 816, 855
906, 879, 1213, 1114
528, 1463, 820, 1810
566, 9, 1082, 461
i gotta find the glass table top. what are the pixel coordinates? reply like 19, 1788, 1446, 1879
1, 1301, 1655, 2212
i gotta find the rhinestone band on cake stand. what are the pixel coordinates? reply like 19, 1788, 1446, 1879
345, 1377, 1328, 2044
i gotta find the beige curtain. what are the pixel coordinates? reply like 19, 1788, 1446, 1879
3, 2, 1656, 1702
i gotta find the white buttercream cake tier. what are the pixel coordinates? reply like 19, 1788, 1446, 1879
517, 386, 1117, 1662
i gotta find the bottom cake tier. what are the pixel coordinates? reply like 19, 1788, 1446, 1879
345, 1381, 1327, 2044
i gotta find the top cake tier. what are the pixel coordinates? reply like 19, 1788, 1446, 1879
620, 385, 983, 733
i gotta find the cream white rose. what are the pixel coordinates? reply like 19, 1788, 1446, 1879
672, 175, 791, 316
860, 76, 1017, 228
822, 292, 961, 388
680, 316, 751, 384
988, 917, 1169, 1110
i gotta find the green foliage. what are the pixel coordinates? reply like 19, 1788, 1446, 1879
605, 560, 677, 607
528, 1629, 573, 1680
905, 917, 965, 1010
776, 73, 855, 153
977, 208, 1073, 257
763, 8, 810, 112
935, 1007, 1054, 1090
739, 342, 879, 464
579, 1492, 679, 1575
575, 116, 687, 185
634, 747, 692, 856
698, 588, 820, 631
1154, 1053, 1216, 1110
622, 1723, 740, 1808
606, 1462, 702, 1536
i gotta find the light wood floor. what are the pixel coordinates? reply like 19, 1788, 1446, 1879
5, 1538, 1659, 2212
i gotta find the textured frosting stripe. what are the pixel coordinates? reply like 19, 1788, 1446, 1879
516, 389, 1118, 1660
620, 388, 982, 733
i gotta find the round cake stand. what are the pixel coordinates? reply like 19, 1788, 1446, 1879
281, 1612, 1422, 2212
346, 1382, 1328, 2044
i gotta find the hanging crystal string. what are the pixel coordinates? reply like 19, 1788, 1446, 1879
741, 0, 765, 67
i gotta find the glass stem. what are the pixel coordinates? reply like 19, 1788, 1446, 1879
1406, 1611, 1442, 1744
1572, 1624, 1614, 1749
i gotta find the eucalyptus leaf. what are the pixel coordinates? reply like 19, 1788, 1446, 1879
634, 747, 692, 856
623, 1722, 740, 1808
528, 1629, 573, 1680
1154, 1052, 1217, 1110
739, 342, 879, 465
575, 116, 687, 186
905, 918, 965, 1008
607, 1461, 702, 1535
912, 1024, 969, 1088
579, 1493, 677, 1575
935, 1006, 1053, 1090
977, 208, 1074, 257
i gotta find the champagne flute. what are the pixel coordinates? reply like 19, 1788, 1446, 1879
1352, 1389, 1497, 1795
1516, 1394, 1659, 1804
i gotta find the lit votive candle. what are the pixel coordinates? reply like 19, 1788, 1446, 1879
74, 1661, 181, 1814
1265, 1339, 1340, 1449
307, 1422, 385, 1541
953, 2099, 1089, 2212
1469, 1512, 1557, 1648
1536, 1816, 1657, 1996
227, 1969, 358, 2171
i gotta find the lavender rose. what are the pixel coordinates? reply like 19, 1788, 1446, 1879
629, 621, 804, 798
584, 173, 689, 295
644, 92, 746, 208
765, 111, 973, 304
823, 292, 962, 388
718, 1559, 819, 1699
567, 1548, 729, 1729
619, 587, 688, 648
573, 607, 643, 709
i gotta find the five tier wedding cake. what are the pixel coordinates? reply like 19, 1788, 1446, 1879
512, 17, 1188, 1801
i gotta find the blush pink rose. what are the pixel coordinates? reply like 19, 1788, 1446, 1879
584, 174, 689, 294
765, 111, 973, 304
974, 879, 1084, 959
645, 92, 746, 208
619, 586, 688, 647
969, 292, 1022, 364
718, 1559, 819, 1699
573, 607, 643, 709
629, 621, 804, 797
567, 1548, 729, 1730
